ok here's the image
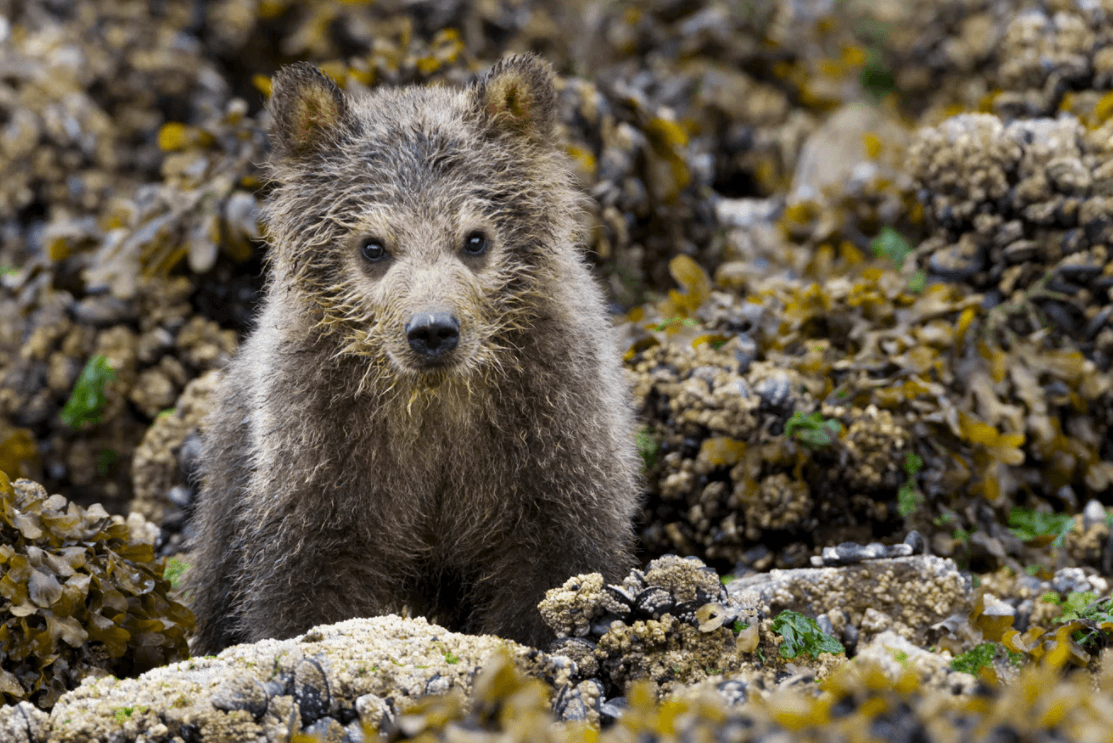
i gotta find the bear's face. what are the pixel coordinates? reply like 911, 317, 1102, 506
261, 56, 575, 389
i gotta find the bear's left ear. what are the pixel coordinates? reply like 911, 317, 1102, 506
474, 53, 557, 143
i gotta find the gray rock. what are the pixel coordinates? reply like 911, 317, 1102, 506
73, 295, 137, 326
833, 542, 871, 564
756, 372, 793, 412
1052, 567, 1094, 596
885, 543, 914, 558
1083, 499, 1107, 530
211, 675, 269, 721
716, 679, 749, 706
423, 673, 451, 696
863, 542, 888, 560
598, 696, 628, 726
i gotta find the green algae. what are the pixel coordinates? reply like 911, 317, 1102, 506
772, 610, 845, 660
60, 355, 115, 430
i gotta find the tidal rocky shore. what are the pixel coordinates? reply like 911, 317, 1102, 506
2, 0, 1113, 740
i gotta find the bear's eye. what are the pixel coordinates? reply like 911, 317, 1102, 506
462, 231, 488, 256
360, 237, 388, 262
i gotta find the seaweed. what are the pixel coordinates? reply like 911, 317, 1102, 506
60, 355, 115, 430
783, 411, 842, 451
0, 472, 193, 709
870, 226, 913, 269
950, 642, 997, 675
635, 425, 660, 471
897, 452, 924, 518
1008, 508, 1075, 549
772, 610, 845, 660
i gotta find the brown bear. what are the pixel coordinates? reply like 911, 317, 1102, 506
187, 54, 641, 653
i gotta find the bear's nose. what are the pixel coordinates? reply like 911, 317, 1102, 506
405, 311, 460, 359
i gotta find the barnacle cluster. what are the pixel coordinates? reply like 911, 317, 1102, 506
908, 113, 1113, 366
0, 472, 192, 709
129, 370, 221, 531
301, 646, 1113, 743
539, 556, 765, 701
18, 615, 578, 743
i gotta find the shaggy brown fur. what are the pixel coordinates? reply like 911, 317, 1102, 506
187, 55, 641, 653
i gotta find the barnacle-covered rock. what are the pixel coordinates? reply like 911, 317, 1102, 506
853, 630, 979, 695
595, 613, 745, 695
641, 554, 723, 605
540, 557, 765, 700
0, 277, 236, 514
627, 191, 1113, 571
537, 573, 608, 639
0, 2, 216, 222
730, 555, 970, 648
5, 1, 1113, 738
993, 7, 1098, 117
908, 112, 1113, 364
43, 615, 569, 743
121, 621, 1111, 743
0, 473, 192, 708
129, 370, 221, 528
842, 406, 910, 491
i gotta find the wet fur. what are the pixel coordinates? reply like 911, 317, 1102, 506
188, 55, 641, 652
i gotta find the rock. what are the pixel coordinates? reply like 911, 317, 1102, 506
903, 530, 926, 555
211, 676, 269, 721
0, 702, 48, 743
853, 631, 978, 695
885, 543, 914, 558
44, 615, 570, 743
728, 556, 970, 646
755, 371, 793, 412
1051, 567, 1096, 597
598, 696, 627, 726
790, 103, 909, 204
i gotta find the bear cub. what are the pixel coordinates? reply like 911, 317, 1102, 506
187, 54, 641, 653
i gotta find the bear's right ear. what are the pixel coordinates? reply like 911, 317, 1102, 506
267, 63, 352, 160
